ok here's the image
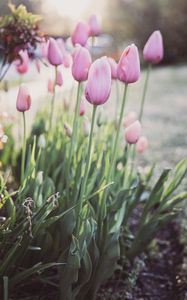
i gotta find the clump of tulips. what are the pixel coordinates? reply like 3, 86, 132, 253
0, 6, 187, 300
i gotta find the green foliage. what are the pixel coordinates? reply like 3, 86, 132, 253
0, 3, 43, 64
2, 109, 184, 299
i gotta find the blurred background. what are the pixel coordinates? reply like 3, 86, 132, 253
0, 0, 187, 64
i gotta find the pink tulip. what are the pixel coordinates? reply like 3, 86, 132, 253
123, 111, 137, 128
48, 79, 54, 93
143, 30, 164, 64
117, 44, 140, 83
16, 85, 31, 112
57, 38, 72, 68
57, 38, 66, 53
56, 70, 63, 86
125, 120, 142, 144
108, 57, 117, 80
47, 38, 63, 66
71, 21, 89, 47
88, 14, 101, 36
80, 98, 86, 116
136, 136, 149, 153
63, 52, 72, 68
72, 45, 92, 82
85, 57, 111, 105
15, 50, 29, 74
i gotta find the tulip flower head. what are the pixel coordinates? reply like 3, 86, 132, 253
16, 85, 31, 112
63, 52, 72, 68
124, 111, 137, 128
47, 38, 63, 66
136, 136, 149, 153
117, 44, 140, 83
125, 120, 142, 144
56, 70, 63, 86
88, 14, 101, 37
85, 57, 111, 105
108, 57, 118, 80
72, 45, 92, 82
57, 38, 66, 53
143, 30, 164, 64
57, 38, 72, 68
71, 21, 89, 47
15, 50, 29, 74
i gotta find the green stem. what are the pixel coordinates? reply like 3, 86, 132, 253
3, 276, 8, 300
100, 84, 128, 221
139, 63, 151, 122
66, 82, 82, 194
21, 112, 26, 183
115, 80, 120, 123
127, 145, 136, 188
49, 66, 58, 131
0, 63, 11, 83
108, 83, 128, 182
75, 105, 97, 236
123, 144, 130, 188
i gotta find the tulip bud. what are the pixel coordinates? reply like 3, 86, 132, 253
136, 136, 148, 153
48, 79, 54, 93
143, 30, 164, 64
47, 38, 63, 66
64, 122, 72, 138
16, 85, 31, 112
85, 57, 111, 105
15, 50, 29, 74
80, 98, 86, 116
71, 21, 89, 47
125, 120, 141, 144
72, 45, 92, 82
108, 57, 117, 80
63, 52, 72, 68
117, 44, 140, 83
56, 70, 63, 86
88, 14, 101, 37
123, 111, 137, 128
56, 38, 66, 54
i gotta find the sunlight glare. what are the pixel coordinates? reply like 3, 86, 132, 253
45, 0, 92, 19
